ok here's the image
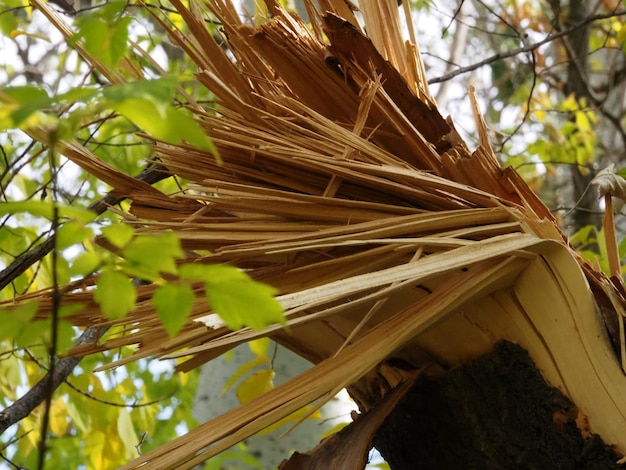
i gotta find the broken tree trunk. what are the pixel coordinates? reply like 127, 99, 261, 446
374, 342, 624, 470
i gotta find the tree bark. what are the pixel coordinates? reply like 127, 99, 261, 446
373, 341, 625, 470
563, 0, 601, 231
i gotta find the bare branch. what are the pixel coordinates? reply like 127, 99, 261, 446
428, 9, 626, 85
23, 350, 177, 408
0, 326, 109, 435
0, 163, 169, 292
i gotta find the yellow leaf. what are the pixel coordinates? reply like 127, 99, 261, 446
561, 94, 578, 111
24, 359, 42, 386
0, 354, 21, 400
21, 412, 41, 450
19, 0, 32, 18
85, 420, 127, 470
320, 420, 350, 439
253, 0, 270, 23
116, 377, 135, 396
10, 30, 51, 42
221, 356, 269, 396
50, 398, 68, 436
136, 400, 156, 435
16, 427, 37, 458
236, 368, 274, 404
90, 374, 107, 395
117, 409, 139, 459
248, 337, 270, 358
102, 422, 126, 469
224, 348, 235, 362
19, 406, 43, 452
615, 21, 626, 44
179, 367, 190, 387
85, 430, 108, 470
575, 110, 590, 131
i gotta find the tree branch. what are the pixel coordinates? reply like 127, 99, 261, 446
428, 9, 626, 85
0, 163, 169, 292
0, 163, 169, 437
434, 0, 469, 103
0, 325, 109, 435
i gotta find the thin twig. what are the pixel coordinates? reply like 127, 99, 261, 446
0, 163, 169, 292
0, 326, 109, 435
35, 144, 61, 469
428, 9, 626, 84
23, 349, 178, 407
498, 40, 538, 152
0, 451, 28, 470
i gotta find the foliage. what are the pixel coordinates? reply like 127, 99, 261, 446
570, 223, 626, 277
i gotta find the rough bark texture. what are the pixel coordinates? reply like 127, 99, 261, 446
374, 341, 625, 470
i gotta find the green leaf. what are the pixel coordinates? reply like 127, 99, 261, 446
57, 221, 93, 250
619, 235, 626, 260
205, 279, 283, 331
1, 85, 49, 104
57, 86, 101, 104
1, 86, 53, 127
113, 97, 168, 134
102, 224, 135, 248
94, 269, 137, 319
122, 232, 184, 276
17, 320, 50, 348
0, 200, 95, 222
102, 78, 217, 157
0, 10, 17, 37
151, 283, 195, 338
179, 264, 284, 330
179, 263, 249, 283
1, 85, 102, 130
0, 301, 39, 342
164, 106, 219, 156
59, 303, 85, 318
55, 320, 78, 353
249, 338, 270, 358
570, 224, 596, 248
98, 0, 127, 20
65, 398, 91, 433
102, 77, 177, 104
72, 6, 130, 68
70, 251, 101, 276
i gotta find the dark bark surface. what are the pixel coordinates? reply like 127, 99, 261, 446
374, 341, 625, 470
